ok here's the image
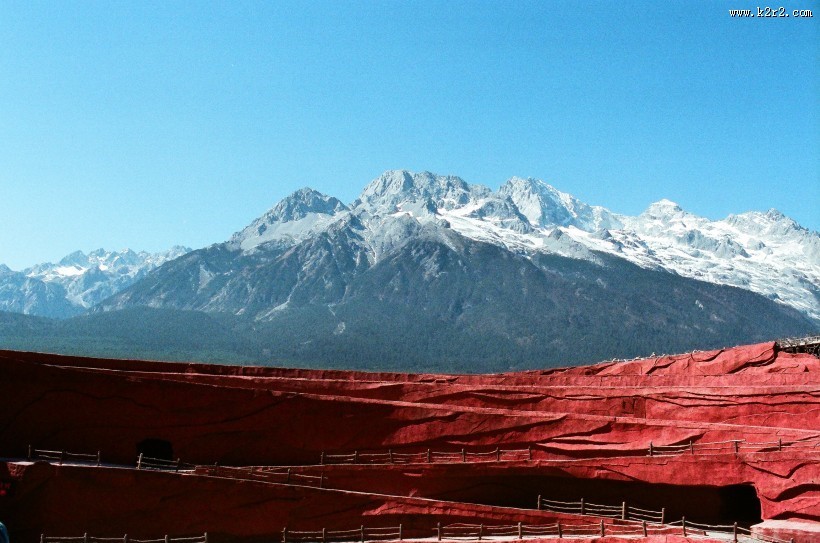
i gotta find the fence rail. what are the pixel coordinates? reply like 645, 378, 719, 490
538, 496, 796, 543
319, 438, 819, 466
432, 521, 686, 540
199, 464, 324, 488
41, 534, 207, 543
647, 438, 820, 458
320, 447, 533, 465
282, 526, 402, 543
135, 453, 196, 472
537, 496, 664, 524
28, 446, 101, 466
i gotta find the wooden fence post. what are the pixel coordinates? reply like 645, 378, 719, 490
165, 535, 169, 543
28, 444, 32, 461
778, 439, 783, 451
84, 533, 88, 543
690, 440, 694, 454
322, 528, 326, 543
204, 532, 208, 543
320, 472, 324, 489
537, 494, 541, 510
580, 497, 585, 515
40, 534, 44, 543
282, 527, 288, 543
461, 448, 466, 462
137, 453, 143, 469
478, 524, 483, 541
176, 458, 181, 472
320, 451, 325, 464
287, 468, 291, 484
399, 524, 402, 541
427, 449, 432, 463
60, 450, 65, 465
682, 517, 687, 537
641, 521, 647, 537
600, 520, 604, 537
437, 522, 441, 541
557, 521, 562, 539
528, 445, 532, 461
621, 501, 626, 520
733, 522, 738, 543
354, 451, 358, 463
360, 524, 365, 543
124, 534, 129, 543
97, 450, 102, 466
648, 442, 653, 456
517, 522, 522, 539
660, 507, 665, 525
734, 440, 740, 455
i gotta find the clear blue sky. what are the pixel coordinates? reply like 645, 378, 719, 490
1, 0, 817, 270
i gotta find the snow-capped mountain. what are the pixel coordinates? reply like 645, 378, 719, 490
0, 247, 190, 318
314, 170, 818, 320
93, 169, 815, 369
229, 188, 349, 252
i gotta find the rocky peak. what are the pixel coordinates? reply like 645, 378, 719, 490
355, 170, 490, 214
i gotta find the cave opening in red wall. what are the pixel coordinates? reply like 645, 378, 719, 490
426, 473, 762, 527
136, 438, 173, 462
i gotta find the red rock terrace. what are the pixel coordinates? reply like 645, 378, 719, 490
0, 338, 818, 543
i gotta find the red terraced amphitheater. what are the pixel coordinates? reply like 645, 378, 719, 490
0, 338, 818, 543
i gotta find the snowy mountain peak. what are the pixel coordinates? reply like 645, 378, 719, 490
356, 170, 490, 214
499, 176, 621, 232
0, 246, 191, 317
642, 199, 688, 220
268, 187, 348, 223
231, 188, 349, 252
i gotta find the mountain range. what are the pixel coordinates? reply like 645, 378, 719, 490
0, 247, 190, 318
1, 170, 817, 371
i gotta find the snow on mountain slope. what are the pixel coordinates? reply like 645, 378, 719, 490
338, 170, 819, 320
0, 247, 191, 317
561, 200, 820, 320
230, 188, 349, 252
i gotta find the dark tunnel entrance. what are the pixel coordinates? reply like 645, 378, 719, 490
429, 473, 762, 526
136, 438, 173, 462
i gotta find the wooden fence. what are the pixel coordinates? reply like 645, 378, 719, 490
320, 447, 532, 465
433, 521, 679, 540
282, 526, 402, 543
198, 464, 325, 488
40, 534, 207, 543
135, 453, 197, 472
537, 496, 664, 524
28, 446, 101, 466
647, 438, 820, 458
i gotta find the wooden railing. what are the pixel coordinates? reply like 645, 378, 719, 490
537, 496, 664, 524
647, 438, 820, 458
40, 534, 207, 543
28, 446, 101, 466
433, 521, 677, 540
198, 464, 325, 488
538, 496, 796, 543
320, 447, 532, 465
135, 454, 196, 472
282, 526, 402, 543
435, 520, 795, 542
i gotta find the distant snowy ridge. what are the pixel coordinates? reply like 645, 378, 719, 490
5, 170, 818, 323
0, 246, 190, 317
228, 170, 819, 320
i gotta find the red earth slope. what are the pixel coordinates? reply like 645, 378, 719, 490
0, 340, 817, 542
